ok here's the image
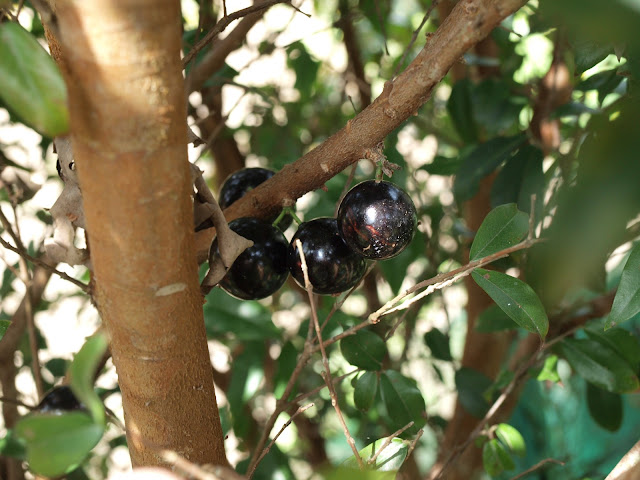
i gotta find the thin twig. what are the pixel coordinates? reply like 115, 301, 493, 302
290, 368, 360, 408
0, 207, 44, 400
374, 0, 389, 56
297, 239, 364, 469
406, 428, 424, 460
248, 403, 314, 478
369, 237, 544, 322
0, 237, 89, 292
334, 163, 358, 217
367, 422, 414, 466
183, 0, 292, 68
393, 0, 440, 78
509, 458, 566, 480
162, 450, 246, 480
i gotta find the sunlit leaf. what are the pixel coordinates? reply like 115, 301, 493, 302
472, 269, 548, 338
69, 332, 108, 426
482, 438, 515, 476
14, 411, 103, 477
341, 437, 409, 475
607, 243, 640, 328
0, 23, 68, 137
470, 204, 529, 261
341, 329, 387, 371
495, 424, 526, 458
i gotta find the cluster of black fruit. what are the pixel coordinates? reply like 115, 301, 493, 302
212, 167, 417, 300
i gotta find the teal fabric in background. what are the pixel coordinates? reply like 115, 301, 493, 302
499, 377, 640, 480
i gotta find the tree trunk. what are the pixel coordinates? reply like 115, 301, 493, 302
53, 0, 227, 467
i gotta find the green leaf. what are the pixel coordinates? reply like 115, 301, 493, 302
475, 304, 519, 333
470, 204, 529, 261
495, 424, 526, 458
0, 429, 26, 459
380, 371, 426, 435
274, 341, 298, 398
573, 40, 612, 73
424, 328, 453, 361
453, 134, 526, 202
421, 155, 464, 176
455, 367, 492, 418
607, 243, 640, 328
584, 326, 640, 372
0, 319, 10, 340
287, 42, 319, 101
0, 23, 69, 137
482, 438, 515, 477
203, 288, 281, 341
534, 355, 561, 383
354, 371, 378, 412
491, 145, 545, 215
14, 411, 103, 477
471, 269, 549, 338
557, 338, 639, 393
69, 332, 108, 426
586, 382, 623, 432
341, 437, 409, 475
447, 78, 478, 144
341, 329, 387, 371
471, 79, 525, 136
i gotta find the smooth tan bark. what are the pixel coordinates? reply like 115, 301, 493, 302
54, 0, 227, 467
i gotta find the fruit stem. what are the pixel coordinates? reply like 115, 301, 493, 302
273, 207, 302, 228
374, 164, 384, 182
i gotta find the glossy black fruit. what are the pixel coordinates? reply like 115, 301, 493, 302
216, 217, 289, 300
36, 385, 83, 413
288, 217, 367, 295
337, 180, 417, 260
219, 167, 292, 229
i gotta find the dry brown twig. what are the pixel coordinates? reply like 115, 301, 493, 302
182, 0, 294, 68
296, 238, 364, 469
509, 458, 565, 480
247, 403, 314, 479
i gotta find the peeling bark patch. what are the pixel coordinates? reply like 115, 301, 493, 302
155, 283, 187, 296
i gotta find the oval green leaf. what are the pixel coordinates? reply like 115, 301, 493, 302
586, 382, 623, 432
14, 411, 103, 477
69, 332, 109, 426
482, 438, 515, 477
475, 304, 519, 333
354, 371, 378, 412
341, 329, 387, 371
455, 367, 492, 418
424, 328, 453, 361
341, 437, 409, 474
470, 204, 529, 261
607, 243, 640, 329
380, 371, 426, 436
471, 269, 549, 338
0, 23, 69, 137
453, 134, 526, 202
495, 424, 526, 458
584, 326, 640, 372
557, 338, 639, 393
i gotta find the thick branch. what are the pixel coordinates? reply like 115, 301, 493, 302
195, 0, 528, 260
54, 0, 227, 468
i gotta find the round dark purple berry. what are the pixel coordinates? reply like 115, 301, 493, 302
37, 385, 83, 413
219, 167, 292, 230
337, 180, 417, 260
288, 217, 367, 295
215, 218, 289, 300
